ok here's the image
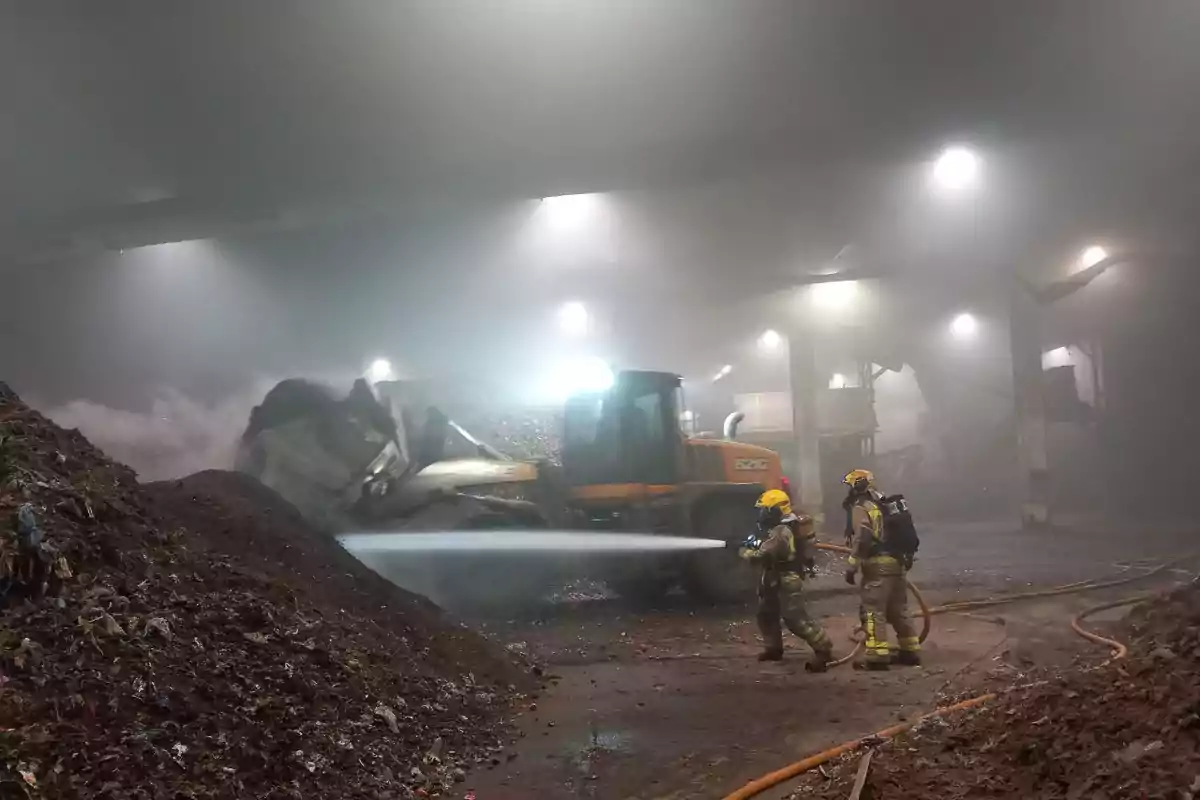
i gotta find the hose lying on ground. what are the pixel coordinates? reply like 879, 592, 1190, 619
928, 551, 1198, 614
720, 693, 997, 800
1070, 592, 1158, 661
815, 542, 933, 667
721, 551, 1197, 800
814, 544, 1196, 668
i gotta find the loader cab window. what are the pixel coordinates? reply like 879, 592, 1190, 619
631, 390, 664, 444
675, 384, 694, 436
563, 377, 681, 486
564, 396, 604, 451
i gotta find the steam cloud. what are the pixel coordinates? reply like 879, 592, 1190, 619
42, 381, 280, 481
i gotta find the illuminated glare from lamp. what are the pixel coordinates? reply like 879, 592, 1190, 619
1080, 245, 1108, 269
551, 357, 614, 399
680, 410, 695, 423
538, 193, 602, 233
366, 358, 394, 383
1042, 347, 1072, 369
126, 239, 203, 255
758, 329, 783, 352
713, 364, 733, 382
810, 280, 859, 311
829, 373, 848, 390
949, 312, 979, 341
557, 301, 590, 336
931, 146, 981, 193
121, 239, 213, 262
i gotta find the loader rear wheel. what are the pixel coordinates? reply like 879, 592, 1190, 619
681, 499, 758, 606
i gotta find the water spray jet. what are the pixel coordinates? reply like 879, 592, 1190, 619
340, 530, 727, 554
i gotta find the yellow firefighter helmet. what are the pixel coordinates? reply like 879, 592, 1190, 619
843, 468, 875, 493
756, 488, 792, 516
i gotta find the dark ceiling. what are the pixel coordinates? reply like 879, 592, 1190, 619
5, 0, 1200, 260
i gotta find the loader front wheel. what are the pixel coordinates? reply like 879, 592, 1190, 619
681, 499, 758, 606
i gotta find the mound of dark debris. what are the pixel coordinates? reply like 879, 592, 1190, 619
141, 469, 523, 685
791, 581, 1200, 799
0, 384, 530, 799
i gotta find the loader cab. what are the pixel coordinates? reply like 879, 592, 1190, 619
562, 370, 685, 487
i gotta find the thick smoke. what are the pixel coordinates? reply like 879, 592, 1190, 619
42, 381, 280, 481
872, 366, 929, 455
38, 374, 562, 483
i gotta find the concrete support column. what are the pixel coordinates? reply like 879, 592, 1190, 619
788, 329, 823, 520
1009, 286, 1051, 527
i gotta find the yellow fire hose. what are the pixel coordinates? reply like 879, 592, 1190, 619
721, 547, 1196, 800
927, 553, 1192, 615
720, 693, 997, 800
1069, 592, 1158, 661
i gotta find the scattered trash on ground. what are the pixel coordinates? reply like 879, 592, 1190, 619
790, 579, 1200, 799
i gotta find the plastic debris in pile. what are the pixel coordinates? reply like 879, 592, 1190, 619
453, 410, 563, 465
0, 383, 522, 799
1, 503, 73, 604
790, 578, 1200, 799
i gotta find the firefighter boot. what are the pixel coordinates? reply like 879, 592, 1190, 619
758, 649, 784, 662
893, 650, 922, 667
805, 647, 833, 673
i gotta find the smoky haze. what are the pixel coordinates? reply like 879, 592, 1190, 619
37, 381, 277, 481
1, 1, 1199, 525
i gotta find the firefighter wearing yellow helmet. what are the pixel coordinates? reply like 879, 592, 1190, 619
739, 488, 833, 670
842, 469, 921, 670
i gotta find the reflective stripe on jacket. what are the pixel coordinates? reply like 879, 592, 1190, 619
847, 499, 903, 576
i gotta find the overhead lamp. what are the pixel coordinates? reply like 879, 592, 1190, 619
949, 312, 979, 341
557, 301, 590, 336
758, 329, 783, 352
1079, 245, 1108, 270
931, 145, 982, 194
366, 358, 394, 383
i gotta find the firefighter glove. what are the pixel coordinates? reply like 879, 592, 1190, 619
844, 569, 857, 585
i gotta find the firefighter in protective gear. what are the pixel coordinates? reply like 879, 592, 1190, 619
843, 469, 920, 670
740, 489, 834, 670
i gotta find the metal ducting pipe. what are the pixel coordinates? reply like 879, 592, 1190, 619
723, 411, 745, 440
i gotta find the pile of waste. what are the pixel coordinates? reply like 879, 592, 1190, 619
0, 384, 529, 799
791, 581, 1200, 799
142, 469, 524, 683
